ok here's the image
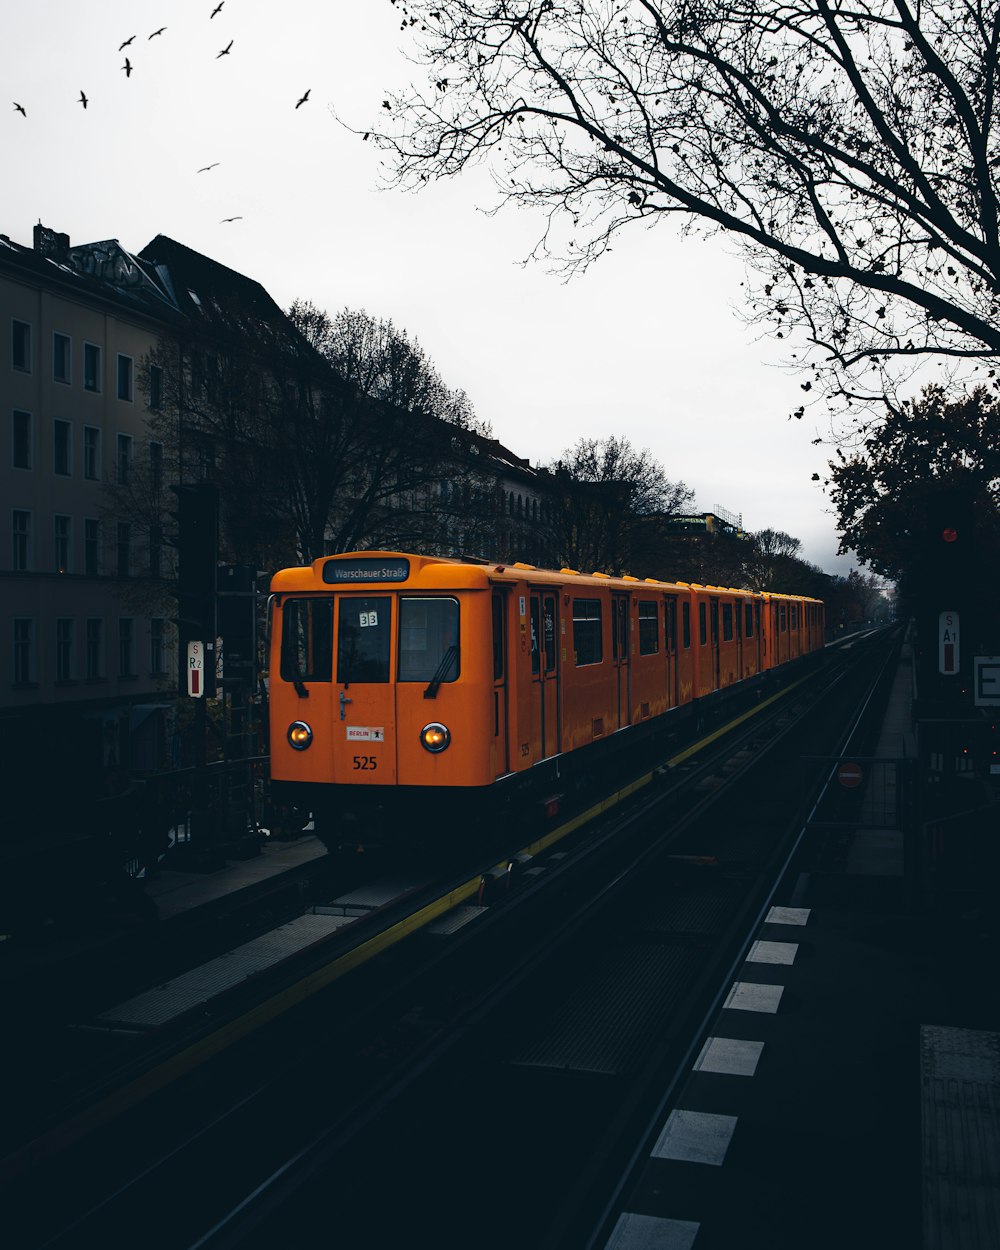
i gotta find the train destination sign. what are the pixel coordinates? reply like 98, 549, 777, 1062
322, 558, 410, 584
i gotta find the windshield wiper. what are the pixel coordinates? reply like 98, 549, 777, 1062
423, 645, 458, 699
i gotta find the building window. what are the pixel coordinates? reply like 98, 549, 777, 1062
12, 320, 31, 372
149, 364, 163, 410
149, 522, 163, 577
150, 618, 166, 675
117, 353, 133, 401
13, 618, 34, 684
12, 409, 31, 469
116, 521, 131, 577
117, 433, 132, 484
54, 514, 71, 573
86, 618, 103, 679
84, 342, 101, 392
53, 332, 71, 383
85, 518, 100, 576
84, 426, 100, 480
119, 618, 135, 677
53, 419, 71, 475
56, 618, 74, 682
12, 509, 31, 571
149, 440, 163, 491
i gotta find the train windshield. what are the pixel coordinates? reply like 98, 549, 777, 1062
280, 597, 333, 682
337, 597, 391, 684
399, 597, 459, 682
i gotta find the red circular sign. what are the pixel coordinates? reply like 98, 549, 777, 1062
837, 762, 864, 789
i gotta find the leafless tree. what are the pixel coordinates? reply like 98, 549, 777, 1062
373, 1, 1000, 412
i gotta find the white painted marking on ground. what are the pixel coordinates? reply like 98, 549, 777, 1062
766, 905, 811, 926
724, 981, 784, 1013
747, 940, 798, 965
651, 1109, 737, 1166
693, 1036, 764, 1077
604, 1212, 700, 1249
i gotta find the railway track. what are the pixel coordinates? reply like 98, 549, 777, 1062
4, 629, 898, 1249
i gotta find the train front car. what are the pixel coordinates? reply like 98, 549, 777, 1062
268, 552, 494, 851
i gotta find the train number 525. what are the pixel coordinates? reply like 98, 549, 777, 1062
352, 755, 377, 770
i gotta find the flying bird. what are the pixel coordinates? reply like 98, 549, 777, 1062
295, 89, 310, 108
210, 2, 224, 15
122, 58, 133, 77
78, 90, 89, 108
197, 162, 220, 172
220, 216, 242, 223
13, 102, 26, 117
216, 40, 233, 57
119, 35, 136, 51
149, 27, 166, 39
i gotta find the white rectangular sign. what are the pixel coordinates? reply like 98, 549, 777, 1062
974, 657, 1000, 706
346, 726, 384, 741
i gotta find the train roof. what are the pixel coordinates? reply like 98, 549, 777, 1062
270, 551, 823, 605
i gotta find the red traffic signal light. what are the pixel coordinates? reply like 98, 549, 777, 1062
942, 527, 959, 543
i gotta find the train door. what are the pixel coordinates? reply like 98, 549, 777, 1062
709, 597, 721, 690
529, 590, 561, 759
492, 590, 510, 777
664, 596, 677, 709
335, 595, 397, 783
612, 593, 632, 728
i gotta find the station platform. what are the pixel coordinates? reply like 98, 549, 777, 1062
602, 642, 1000, 1250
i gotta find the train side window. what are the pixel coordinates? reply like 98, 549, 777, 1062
722, 603, 734, 642
638, 600, 658, 655
337, 596, 391, 683
542, 595, 557, 673
665, 598, 677, 654
791, 604, 798, 630
399, 597, 459, 682
779, 603, 787, 632
682, 601, 691, 649
573, 598, 603, 666
745, 603, 754, 637
699, 602, 707, 646
281, 597, 333, 683
492, 593, 505, 681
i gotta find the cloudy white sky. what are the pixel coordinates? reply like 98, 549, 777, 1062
3, 1, 861, 574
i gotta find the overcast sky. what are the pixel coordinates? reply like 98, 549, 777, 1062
3, 1, 861, 574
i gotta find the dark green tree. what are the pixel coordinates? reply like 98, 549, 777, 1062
827, 384, 1000, 615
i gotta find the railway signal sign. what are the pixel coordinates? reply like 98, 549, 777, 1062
187, 640, 205, 698
837, 761, 864, 789
939, 611, 960, 675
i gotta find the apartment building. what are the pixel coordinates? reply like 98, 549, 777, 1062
1, 224, 182, 805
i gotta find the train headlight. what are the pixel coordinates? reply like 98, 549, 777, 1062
287, 720, 313, 751
420, 722, 451, 754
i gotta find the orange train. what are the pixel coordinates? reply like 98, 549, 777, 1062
267, 551, 825, 847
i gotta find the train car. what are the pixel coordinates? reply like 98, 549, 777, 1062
267, 551, 824, 849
